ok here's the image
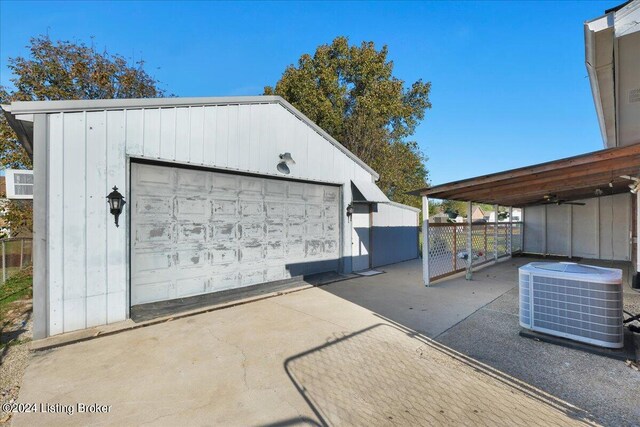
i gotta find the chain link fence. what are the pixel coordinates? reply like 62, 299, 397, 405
0, 238, 33, 285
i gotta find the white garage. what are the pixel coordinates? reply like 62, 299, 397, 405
2, 96, 420, 338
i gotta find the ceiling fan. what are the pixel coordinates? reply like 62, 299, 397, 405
540, 194, 585, 206
620, 175, 640, 194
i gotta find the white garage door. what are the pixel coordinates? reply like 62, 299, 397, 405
131, 163, 340, 306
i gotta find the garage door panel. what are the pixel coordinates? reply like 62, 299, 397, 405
306, 240, 324, 257
240, 244, 264, 262
177, 169, 207, 192
286, 203, 305, 218
175, 276, 208, 298
286, 240, 305, 258
326, 222, 338, 235
324, 204, 338, 219
325, 240, 339, 255
324, 188, 339, 202
265, 180, 286, 198
175, 249, 207, 269
136, 164, 173, 187
135, 280, 174, 305
305, 186, 323, 203
133, 251, 172, 275
131, 163, 340, 306
266, 223, 285, 239
288, 183, 304, 199
210, 223, 237, 241
134, 222, 174, 247
307, 204, 323, 219
239, 176, 263, 196
265, 202, 284, 218
213, 199, 238, 216
239, 222, 264, 240
241, 200, 264, 217
266, 241, 285, 259
212, 174, 239, 193
305, 222, 323, 237
266, 266, 287, 282
136, 196, 173, 216
211, 272, 239, 291
176, 197, 208, 217
176, 223, 207, 245
210, 246, 238, 265
241, 268, 265, 286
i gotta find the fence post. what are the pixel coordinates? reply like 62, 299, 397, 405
466, 201, 473, 280
494, 204, 499, 260
422, 196, 430, 286
509, 207, 513, 255
2, 240, 5, 284
453, 224, 457, 271
20, 238, 24, 268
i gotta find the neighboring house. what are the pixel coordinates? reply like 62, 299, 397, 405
415, 1, 640, 285
471, 206, 486, 222
1, 96, 420, 339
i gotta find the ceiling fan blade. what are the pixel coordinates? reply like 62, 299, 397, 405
564, 202, 586, 206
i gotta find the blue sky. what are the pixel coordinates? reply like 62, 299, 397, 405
0, 1, 617, 185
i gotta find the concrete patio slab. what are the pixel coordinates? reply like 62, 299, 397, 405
322, 257, 532, 337
11, 285, 591, 426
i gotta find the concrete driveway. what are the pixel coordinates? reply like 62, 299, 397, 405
13, 275, 591, 426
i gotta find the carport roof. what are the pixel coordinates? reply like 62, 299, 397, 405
411, 143, 640, 207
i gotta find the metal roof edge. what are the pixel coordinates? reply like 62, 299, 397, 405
387, 201, 421, 213
3, 96, 283, 115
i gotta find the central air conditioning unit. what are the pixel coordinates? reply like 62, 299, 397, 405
519, 262, 623, 349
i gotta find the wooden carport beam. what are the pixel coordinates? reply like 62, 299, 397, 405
453, 181, 632, 206
496, 186, 630, 207
414, 143, 640, 197
438, 165, 640, 200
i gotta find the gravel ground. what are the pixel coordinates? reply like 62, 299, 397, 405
1, 303, 33, 425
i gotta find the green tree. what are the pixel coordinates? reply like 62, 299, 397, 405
265, 36, 431, 209
439, 200, 468, 218
1, 35, 165, 234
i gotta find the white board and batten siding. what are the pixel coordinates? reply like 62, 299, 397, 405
45, 101, 375, 336
523, 193, 631, 261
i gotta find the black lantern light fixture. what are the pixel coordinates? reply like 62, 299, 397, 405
106, 186, 126, 227
346, 203, 354, 222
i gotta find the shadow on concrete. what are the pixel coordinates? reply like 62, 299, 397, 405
283, 322, 592, 426
317, 258, 531, 338
257, 416, 323, 427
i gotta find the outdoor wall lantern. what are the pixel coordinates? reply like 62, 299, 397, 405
346, 204, 354, 222
277, 152, 295, 175
106, 186, 126, 227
